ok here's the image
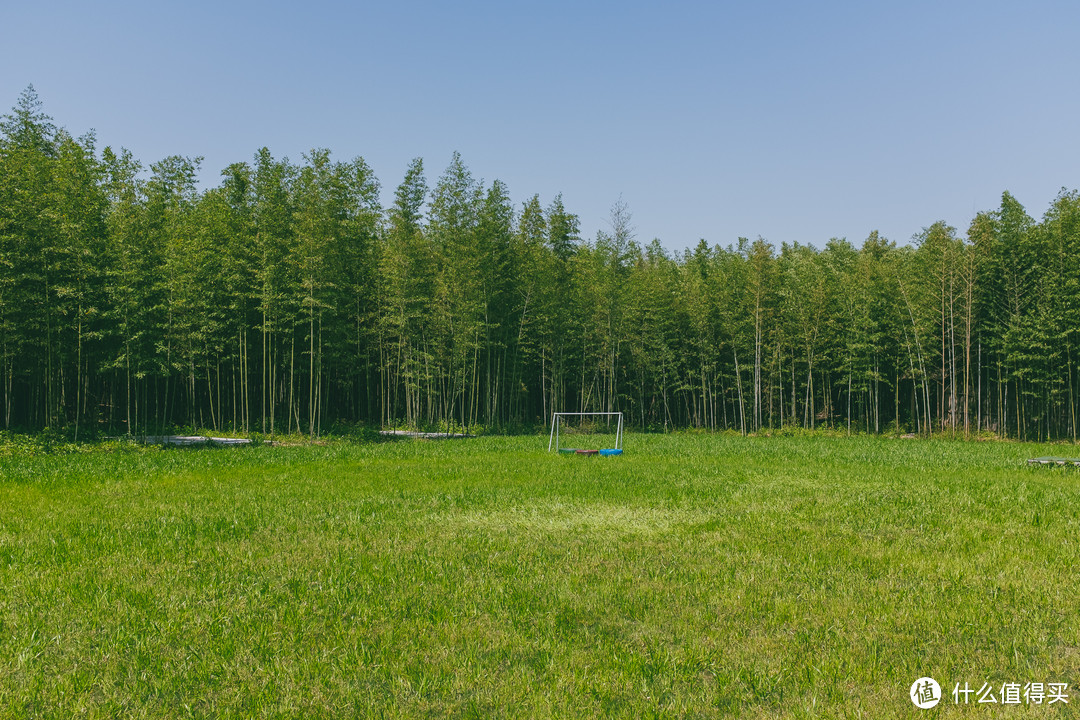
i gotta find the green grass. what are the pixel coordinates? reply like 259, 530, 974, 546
1, 434, 1078, 718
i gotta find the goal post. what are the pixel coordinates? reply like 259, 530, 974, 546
548, 412, 624, 455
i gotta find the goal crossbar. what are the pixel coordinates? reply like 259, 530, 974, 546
548, 412, 623, 452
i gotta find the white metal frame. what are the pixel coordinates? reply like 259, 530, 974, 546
548, 411, 623, 452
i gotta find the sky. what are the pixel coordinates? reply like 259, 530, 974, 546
2, 0, 1078, 252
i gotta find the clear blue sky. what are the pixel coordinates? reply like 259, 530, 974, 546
2, 0, 1078, 251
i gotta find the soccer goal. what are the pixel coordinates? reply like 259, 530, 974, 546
548, 412, 624, 455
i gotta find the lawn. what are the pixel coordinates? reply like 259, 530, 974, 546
0, 434, 1077, 718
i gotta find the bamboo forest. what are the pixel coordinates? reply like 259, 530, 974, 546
2, 86, 1079, 441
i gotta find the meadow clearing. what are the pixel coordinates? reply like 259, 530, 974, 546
0, 433, 1077, 718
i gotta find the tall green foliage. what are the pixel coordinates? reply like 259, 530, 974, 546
4, 87, 1080, 440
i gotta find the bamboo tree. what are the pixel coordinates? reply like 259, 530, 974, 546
475, 179, 514, 428
50, 130, 108, 439
379, 158, 431, 428
252, 148, 295, 435
0, 86, 60, 428
428, 152, 483, 433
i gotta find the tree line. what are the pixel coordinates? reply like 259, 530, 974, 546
2, 86, 1079, 440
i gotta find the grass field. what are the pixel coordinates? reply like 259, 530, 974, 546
1, 433, 1078, 718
